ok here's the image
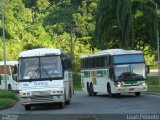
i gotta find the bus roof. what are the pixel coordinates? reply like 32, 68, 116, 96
19, 48, 65, 57
0, 61, 18, 66
81, 49, 143, 58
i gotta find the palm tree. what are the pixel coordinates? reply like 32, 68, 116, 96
95, 0, 158, 50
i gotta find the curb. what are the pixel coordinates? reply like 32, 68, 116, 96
142, 92, 160, 96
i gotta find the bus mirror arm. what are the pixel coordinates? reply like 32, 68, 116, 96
14, 65, 17, 74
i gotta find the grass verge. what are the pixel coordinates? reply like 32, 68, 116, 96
0, 90, 18, 109
147, 76, 160, 93
74, 81, 82, 91
0, 98, 17, 109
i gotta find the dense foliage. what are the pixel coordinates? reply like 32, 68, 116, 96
96, 0, 160, 64
0, 0, 159, 83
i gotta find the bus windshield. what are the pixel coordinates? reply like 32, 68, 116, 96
19, 56, 62, 80
114, 64, 146, 81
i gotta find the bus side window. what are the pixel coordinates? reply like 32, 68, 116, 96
105, 56, 109, 66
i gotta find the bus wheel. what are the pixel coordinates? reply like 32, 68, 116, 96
8, 84, 12, 91
107, 84, 112, 97
115, 93, 121, 97
90, 83, 97, 96
65, 99, 71, 105
87, 83, 91, 96
59, 102, 65, 108
135, 92, 141, 96
65, 90, 71, 105
24, 105, 31, 111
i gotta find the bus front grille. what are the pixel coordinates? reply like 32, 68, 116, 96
32, 91, 51, 96
31, 96, 53, 103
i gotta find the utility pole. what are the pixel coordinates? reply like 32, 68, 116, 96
69, 24, 74, 68
1, 0, 7, 90
156, 4, 160, 84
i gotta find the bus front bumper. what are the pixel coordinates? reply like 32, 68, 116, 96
20, 95, 64, 105
115, 85, 147, 93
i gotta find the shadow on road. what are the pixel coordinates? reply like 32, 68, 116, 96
29, 103, 66, 111
95, 93, 145, 99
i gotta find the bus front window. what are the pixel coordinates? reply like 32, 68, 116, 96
40, 56, 62, 78
114, 64, 146, 81
19, 56, 62, 80
20, 58, 40, 80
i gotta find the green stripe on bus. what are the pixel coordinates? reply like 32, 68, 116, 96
81, 71, 90, 78
114, 80, 141, 84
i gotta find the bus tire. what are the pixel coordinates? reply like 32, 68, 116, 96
73, 88, 74, 95
24, 105, 31, 111
107, 84, 112, 97
8, 84, 12, 91
135, 92, 141, 96
90, 83, 97, 96
65, 99, 71, 105
59, 102, 65, 109
115, 93, 121, 97
87, 83, 91, 96
65, 89, 71, 105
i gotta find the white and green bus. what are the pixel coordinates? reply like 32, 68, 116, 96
18, 48, 73, 110
80, 49, 148, 97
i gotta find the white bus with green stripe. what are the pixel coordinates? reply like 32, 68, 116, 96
81, 49, 148, 97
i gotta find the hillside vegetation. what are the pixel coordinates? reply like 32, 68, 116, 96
0, 0, 159, 83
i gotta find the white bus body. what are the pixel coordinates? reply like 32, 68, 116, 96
0, 61, 18, 91
81, 49, 147, 97
18, 48, 73, 110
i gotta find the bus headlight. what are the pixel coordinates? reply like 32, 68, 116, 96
19, 91, 31, 97
141, 82, 146, 86
57, 90, 63, 94
117, 82, 124, 87
117, 84, 121, 87
51, 90, 63, 94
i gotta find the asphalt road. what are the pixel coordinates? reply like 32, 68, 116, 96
1, 71, 160, 120
1, 92, 160, 113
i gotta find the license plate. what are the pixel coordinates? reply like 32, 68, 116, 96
129, 88, 134, 91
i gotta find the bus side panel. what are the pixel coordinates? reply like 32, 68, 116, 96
64, 71, 72, 101
81, 70, 92, 93
93, 77, 108, 93
90, 69, 109, 94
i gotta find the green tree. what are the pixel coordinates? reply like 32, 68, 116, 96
96, 0, 158, 50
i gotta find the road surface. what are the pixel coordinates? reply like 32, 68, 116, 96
0, 92, 160, 120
